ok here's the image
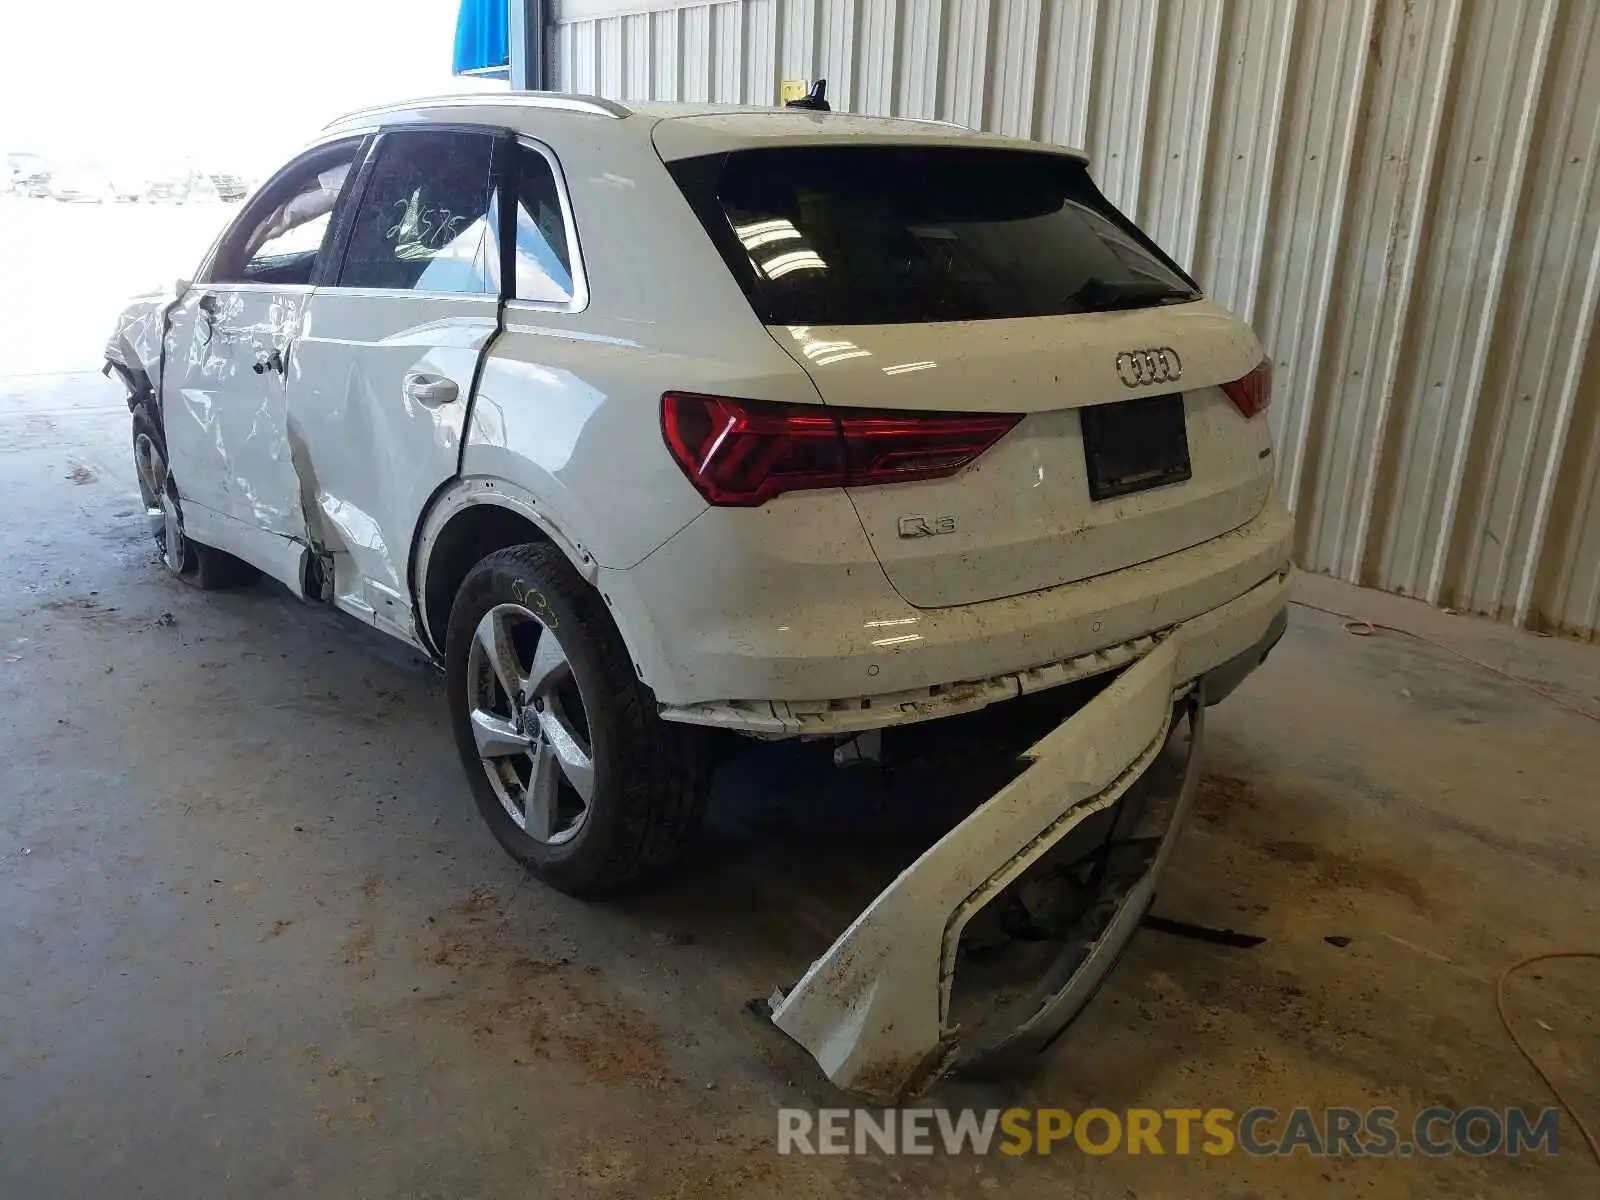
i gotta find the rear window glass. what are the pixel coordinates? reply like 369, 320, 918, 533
669, 146, 1199, 325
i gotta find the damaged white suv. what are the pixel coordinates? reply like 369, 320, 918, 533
109, 93, 1292, 1095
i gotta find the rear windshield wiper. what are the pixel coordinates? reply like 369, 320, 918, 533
1065, 275, 1197, 312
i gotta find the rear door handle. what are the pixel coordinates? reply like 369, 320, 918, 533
403, 372, 459, 406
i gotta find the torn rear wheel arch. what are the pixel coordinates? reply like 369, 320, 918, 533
417, 501, 554, 659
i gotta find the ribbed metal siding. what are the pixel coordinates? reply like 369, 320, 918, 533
555, 0, 1600, 638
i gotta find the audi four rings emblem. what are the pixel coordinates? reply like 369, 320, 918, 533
1114, 347, 1183, 388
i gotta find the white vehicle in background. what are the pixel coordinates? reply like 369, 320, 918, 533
106, 92, 1292, 1100
6, 151, 47, 194
110, 171, 152, 202
186, 172, 221, 203
143, 172, 192, 203
49, 163, 113, 203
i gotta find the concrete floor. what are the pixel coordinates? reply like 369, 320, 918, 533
3, 201, 1599, 1198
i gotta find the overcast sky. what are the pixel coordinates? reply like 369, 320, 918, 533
1, 0, 505, 172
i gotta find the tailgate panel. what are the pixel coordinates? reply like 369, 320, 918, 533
766, 303, 1260, 414
767, 306, 1275, 610
847, 389, 1273, 609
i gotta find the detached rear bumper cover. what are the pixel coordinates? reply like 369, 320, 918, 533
768, 570, 1288, 1100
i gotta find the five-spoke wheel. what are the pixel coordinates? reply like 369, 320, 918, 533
133, 424, 186, 574
129, 403, 256, 589
466, 602, 595, 845
444, 542, 708, 895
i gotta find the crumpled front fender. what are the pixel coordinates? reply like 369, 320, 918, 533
104, 286, 179, 407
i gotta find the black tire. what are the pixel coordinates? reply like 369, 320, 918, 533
130, 403, 257, 590
444, 543, 709, 896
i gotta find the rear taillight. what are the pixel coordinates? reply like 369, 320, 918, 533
1222, 359, 1273, 419
661, 392, 1020, 507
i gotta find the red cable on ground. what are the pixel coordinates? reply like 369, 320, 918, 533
1288, 599, 1600, 725
1290, 599, 1599, 1167
1497, 952, 1600, 1169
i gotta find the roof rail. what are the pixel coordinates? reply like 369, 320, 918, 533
324, 92, 631, 129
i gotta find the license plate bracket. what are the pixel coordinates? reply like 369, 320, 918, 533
1080, 393, 1192, 502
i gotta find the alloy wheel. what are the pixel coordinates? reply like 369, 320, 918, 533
465, 602, 595, 844
133, 431, 185, 574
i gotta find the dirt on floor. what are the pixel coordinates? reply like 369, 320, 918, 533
1, 365, 1598, 1198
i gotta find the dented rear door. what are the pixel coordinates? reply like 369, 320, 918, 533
287, 128, 505, 640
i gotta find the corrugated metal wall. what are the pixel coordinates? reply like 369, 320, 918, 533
554, 0, 1600, 638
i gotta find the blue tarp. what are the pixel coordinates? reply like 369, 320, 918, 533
454, 0, 508, 76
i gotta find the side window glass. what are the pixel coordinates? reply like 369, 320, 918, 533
212, 148, 358, 285
510, 146, 575, 304
338, 130, 495, 294
241, 167, 348, 277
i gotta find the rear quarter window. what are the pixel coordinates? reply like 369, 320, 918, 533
667, 146, 1199, 325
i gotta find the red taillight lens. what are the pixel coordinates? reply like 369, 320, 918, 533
1222, 358, 1273, 419
661, 392, 1020, 507
835, 409, 1024, 484
661, 393, 843, 507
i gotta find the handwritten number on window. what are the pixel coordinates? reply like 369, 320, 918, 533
384, 191, 468, 257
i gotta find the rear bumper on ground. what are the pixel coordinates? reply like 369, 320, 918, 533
766, 573, 1288, 1100
612, 498, 1293, 732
